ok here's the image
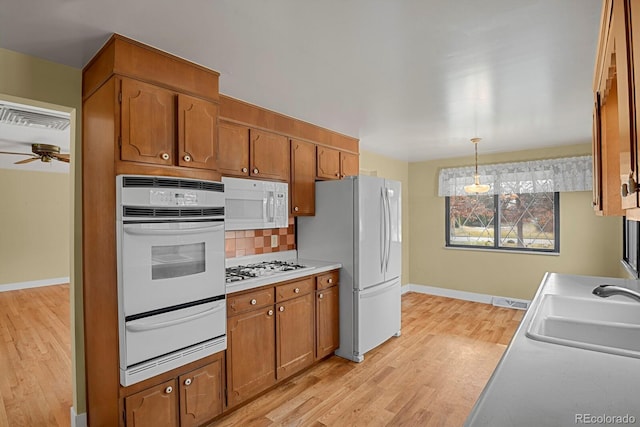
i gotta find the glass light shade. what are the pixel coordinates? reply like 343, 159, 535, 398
464, 174, 490, 194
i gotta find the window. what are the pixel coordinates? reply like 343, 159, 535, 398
446, 192, 559, 253
623, 217, 639, 277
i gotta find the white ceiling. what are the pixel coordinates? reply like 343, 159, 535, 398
0, 0, 602, 162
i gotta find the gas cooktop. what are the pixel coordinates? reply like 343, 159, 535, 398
225, 260, 310, 283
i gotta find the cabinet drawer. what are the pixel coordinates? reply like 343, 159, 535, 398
227, 288, 274, 315
316, 271, 339, 291
276, 278, 314, 302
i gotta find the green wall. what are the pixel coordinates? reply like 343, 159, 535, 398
0, 48, 85, 414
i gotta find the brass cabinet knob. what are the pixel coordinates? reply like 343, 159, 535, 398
183, 154, 191, 162
279, 306, 285, 312
161, 153, 170, 160
165, 386, 173, 394
184, 378, 192, 386
250, 299, 257, 305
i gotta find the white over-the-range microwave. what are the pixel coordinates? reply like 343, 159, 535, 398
222, 176, 288, 230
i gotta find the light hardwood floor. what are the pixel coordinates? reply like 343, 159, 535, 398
0, 284, 72, 427
212, 292, 523, 427
0, 287, 523, 427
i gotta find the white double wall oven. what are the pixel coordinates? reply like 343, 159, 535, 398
116, 175, 227, 386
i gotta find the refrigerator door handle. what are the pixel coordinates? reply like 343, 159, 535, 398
384, 187, 392, 272
380, 188, 386, 273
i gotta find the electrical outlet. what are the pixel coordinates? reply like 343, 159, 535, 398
271, 235, 278, 248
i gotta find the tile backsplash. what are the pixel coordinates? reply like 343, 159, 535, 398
225, 217, 295, 258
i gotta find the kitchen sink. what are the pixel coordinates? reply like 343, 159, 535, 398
526, 294, 640, 359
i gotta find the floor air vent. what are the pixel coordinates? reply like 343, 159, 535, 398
491, 297, 529, 310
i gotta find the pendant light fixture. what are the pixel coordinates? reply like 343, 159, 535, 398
464, 137, 490, 194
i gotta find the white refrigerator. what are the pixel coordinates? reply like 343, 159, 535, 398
298, 175, 401, 362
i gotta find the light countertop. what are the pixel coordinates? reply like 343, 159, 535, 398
225, 250, 341, 294
465, 273, 640, 427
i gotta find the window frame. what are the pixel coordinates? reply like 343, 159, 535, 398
622, 216, 640, 278
445, 192, 560, 253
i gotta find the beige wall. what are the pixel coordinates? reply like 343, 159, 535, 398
359, 150, 410, 285
0, 48, 85, 413
409, 143, 623, 300
0, 169, 70, 285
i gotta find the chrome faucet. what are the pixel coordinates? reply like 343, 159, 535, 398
592, 284, 640, 303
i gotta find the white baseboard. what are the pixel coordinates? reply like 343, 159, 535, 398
70, 407, 87, 427
0, 276, 69, 292
403, 283, 530, 310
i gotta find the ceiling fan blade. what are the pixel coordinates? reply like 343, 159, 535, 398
52, 154, 70, 163
0, 150, 32, 156
14, 157, 40, 165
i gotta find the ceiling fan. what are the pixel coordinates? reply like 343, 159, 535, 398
0, 143, 70, 164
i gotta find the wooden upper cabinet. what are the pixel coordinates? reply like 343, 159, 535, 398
250, 129, 290, 181
218, 121, 250, 177
317, 146, 359, 180
125, 379, 179, 427
178, 94, 218, 170
179, 361, 223, 427
119, 77, 220, 171
593, 0, 633, 215
317, 146, 341, 180
120, 78, 175, 166
290, 139, 316, 215
626, 0, 640, 213
340, 151, 359, 177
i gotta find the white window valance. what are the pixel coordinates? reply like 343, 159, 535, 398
438, 155, 592, 197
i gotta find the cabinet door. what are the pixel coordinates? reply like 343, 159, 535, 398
120, 78, 176, 165
178, 94, 218, 170
595, 2, 625, 216
316, 286, 339, 360
218, 121, 250, 177
250, 129, 290, 181
628, 0, 640, 210
340, 152, 359, 178
608, 0, 636, 210
179, 360, 223, 427
316, 146, 341, 180
276, 293, 314, 380
290, 139, 316, 215
125, 379, 179, 427
226, 307, 276, 408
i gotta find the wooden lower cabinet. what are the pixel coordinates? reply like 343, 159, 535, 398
125, 379, 179, 427
124, 358, 223, 427
179, 361, 223, 427
316, 285, 340, 360
276, 292, 315, 379
224, 271, 340, 412
226, 305, 277, 408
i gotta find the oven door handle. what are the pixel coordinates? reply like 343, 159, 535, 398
125, 302, 225, 332
123, 223, 224, 236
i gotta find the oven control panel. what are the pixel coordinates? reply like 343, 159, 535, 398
150, 190, 198, 206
